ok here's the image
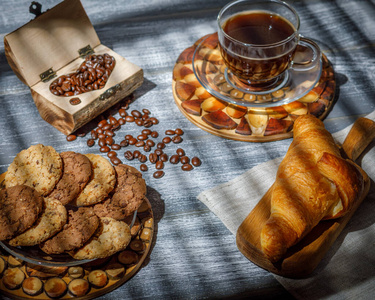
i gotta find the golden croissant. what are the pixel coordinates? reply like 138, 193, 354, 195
260, 114, 364, 262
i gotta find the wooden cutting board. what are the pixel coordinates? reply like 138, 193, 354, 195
236, 117, 375, 278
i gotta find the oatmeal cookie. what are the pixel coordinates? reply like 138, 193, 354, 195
48, 151, 92, 205
5, 144, 62, 196
72, 154, 116, 206
40, 207, 99, 254
70, 217, 131, 260
0, 185, 43, 240
9, 197, 67, 246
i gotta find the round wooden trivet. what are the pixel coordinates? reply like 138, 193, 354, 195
0, 197, 154, 300
172, 32, 336, 142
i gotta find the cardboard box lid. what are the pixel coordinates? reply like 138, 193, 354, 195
4, 0, 101, 87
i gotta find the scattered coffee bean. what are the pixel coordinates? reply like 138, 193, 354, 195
180, 156, 190, 164
154, 149, 163, 156
153, 170, 165, 179
192, 157, 201, 167
120, 139, 129, 147
151, 131, 158, 138
142, 129, 152, 136
124, 151, 134, 160
66, 134, 77, 142
139, 154, 147, 163
111, 157, 122, 165
182, 163, 193, 171
149, 153, 158, 164
170, 155, 180, 164
175, 128, 184, 135
160, 153, 168, 162
107, 151, 117, 158
98, 138, 106, 147
142, 108, 150, 114
155, 161, 164, 169
140, 164, 148, 171
100, 146, 110, 153
133, 150, 141, 158
111, 144, 121, 150
131, 110, 142, 118
91, 130, 98, 140
87, 139, 95, 147
172, 136, 183, 143
162, 136, 171, 144
176, 148, 185, 156
165, 129, 175, 135
157, 142, 165, 149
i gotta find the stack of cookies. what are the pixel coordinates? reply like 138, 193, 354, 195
0, 144, 147, 260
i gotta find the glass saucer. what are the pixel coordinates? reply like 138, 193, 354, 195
0, 210, 138, 267
192, 35, 323, 108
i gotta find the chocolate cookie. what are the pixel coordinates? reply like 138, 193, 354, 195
0, 185, 43, 241
48, 151, 92, 205
9, 197, 67, 247
93, 164, 146, 220
72, 154, 116, 207
70, 217, 131, 260
5, 144, 63, 196
40, 207, 99, 254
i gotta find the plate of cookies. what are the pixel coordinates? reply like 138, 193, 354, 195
0, 144, 146, 267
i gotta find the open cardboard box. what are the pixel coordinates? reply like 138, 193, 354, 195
4, 0, 143, 135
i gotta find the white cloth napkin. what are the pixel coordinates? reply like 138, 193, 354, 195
197, 111, 375, 300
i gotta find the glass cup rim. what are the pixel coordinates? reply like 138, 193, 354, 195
217, 0, 301, 48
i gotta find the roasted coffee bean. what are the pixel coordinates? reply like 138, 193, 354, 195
111, 157, 122, 165
91, 130, 98, 140
175, 128, 184, 135
109, 116, 117, 125
118, 118, 126, 125
172, 136, 183, 144
120, 139, 129, 147
137, 134, 147, 140
105, 137, 114, 145
157, 142, 165, 149
135, 119, 144, 126
170, 155, 180, 164
146, 140, 155, 147
98, 133, 106, 140
149, 117, 159, 125
135, 141, 145, 147
160, 153, 168, 162
133, 150, 141, 158
125, 134, 133, 140
87, 139, 95, 147
176, 148, 185, 156
107, 151, 117, 158
104, 130, 114, 137
180, 156, 190, 164
139, 154, 147, 163
142, 113, 149, 120
124, 151, 134, 160
143, 119, 153, 128
128, 138, 137, 145
131, 110, 142, 118
119, 108, 127, 117
153, 170, 164, 179
149, 153, 158, 164
162, 136, 171, 144
181, 163, 193, 171
165, 129, 175, 135
155, 161, 164, 170
125, 116, 135, 122
154, 149, 163, 156
151, 131, 159, 138
142, 129, 152, 136
142, 108, 150, 115
111, 144, 121, 150
100, 146, 110, 153
96, 127, 104, 135
102, 124, 112, 131
66, 134, 77, 142
143, 145, 151, 152
192, 157, 201, 167
98, 138, 106, 147
140, 164, 148, 171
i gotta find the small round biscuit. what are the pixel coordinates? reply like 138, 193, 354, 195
0, 185, 43, 240
93, 164, 146, 220
70, 217, 131, 260
9, 197, 67, 246
48, 151, 92, 205
40, 207, 99, 254
72, 154, 116, 206
5, 144, 63, 196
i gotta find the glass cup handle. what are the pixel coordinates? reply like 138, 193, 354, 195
291, 36, 322, 72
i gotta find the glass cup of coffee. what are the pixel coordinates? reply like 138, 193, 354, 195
217, 0, 321, 92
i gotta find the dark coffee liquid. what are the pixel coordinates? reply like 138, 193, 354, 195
219, 11, 297, 84
223, 11, 295, 45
